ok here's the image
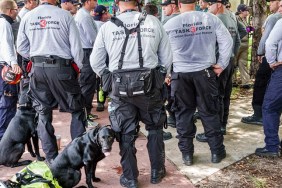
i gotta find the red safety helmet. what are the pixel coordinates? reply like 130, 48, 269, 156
1, 65, 22, 84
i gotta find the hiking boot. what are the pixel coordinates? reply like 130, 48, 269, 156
96, 103, 104, 112
120, 174, 138, 188
241, 114, 262, 125
255, 147, 280, 158
87, 113, 98, 121
151, 167, 166, 184
196, 133, 208, 142
167, 115, 176, 128
182, 153, 193, 166
211, 150, 226, 163
163, 131, 172, 141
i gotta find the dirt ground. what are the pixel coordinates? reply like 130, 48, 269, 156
195, 154, 282, 188
196, 87, 282, 188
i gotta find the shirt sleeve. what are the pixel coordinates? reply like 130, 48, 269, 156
69, 18, 84, 69
157, 20, 173, 70
265, 19, 282, 64
257, 15, 276, 55
90, 27, 107, 76
2, 22, 17, 65
80, 17, 98, 47
215, 17, 233, 70
17, 18, 30, 59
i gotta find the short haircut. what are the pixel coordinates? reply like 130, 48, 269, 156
0, 0, 16, 13
145, 4, 158, 16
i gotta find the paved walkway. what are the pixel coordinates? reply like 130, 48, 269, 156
1, 95, 281, 187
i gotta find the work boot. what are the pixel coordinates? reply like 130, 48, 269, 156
163, 131, 172, 141
96, 103, 104, 112
255, 147, 280, 158
87, 113, 98, 121
120, 174, 138, 188
196, 133, 208, 142
182, 153, 193, 166
241, 114, 262, 125
211, 150, 226, 163
167, 115, 176, 128
151, 167, 166, 184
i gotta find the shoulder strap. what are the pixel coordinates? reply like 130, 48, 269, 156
110, 12, 147, 69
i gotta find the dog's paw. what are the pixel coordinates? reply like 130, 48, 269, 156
92, 177, 101, 182
36, 156, 45, 161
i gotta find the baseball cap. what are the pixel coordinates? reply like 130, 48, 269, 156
205, 0, 228, 4
237, 4, 250, 12
178, 0, 196, 4
61, 0, 74, 3
94, 5, 107, 21
160, 0, 178, 6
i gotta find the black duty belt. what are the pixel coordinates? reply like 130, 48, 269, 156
31, 56, 71, 68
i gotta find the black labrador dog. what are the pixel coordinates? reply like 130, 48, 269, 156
0, 108, 45, 167
50, 126, 115, 188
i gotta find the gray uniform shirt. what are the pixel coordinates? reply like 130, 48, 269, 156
257, 13, 282, 55
17, 4, 84, 68
162, 12, 180, 25
164, 11, 233, 72
75, 7, 98, 49
90, 11, 173, 76
265, 19, 282, 65
18, 7, 30, 19
217, 10, 241, 57
0, 17, 17, 65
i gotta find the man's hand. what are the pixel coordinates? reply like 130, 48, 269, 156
270, 62, 282, 70
257, 55, 264, 63
165, 76, 171, 86
212, 64, 223, 77
11, 64, 22, 74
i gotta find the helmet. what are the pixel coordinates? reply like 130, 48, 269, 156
1, 65, 21, 84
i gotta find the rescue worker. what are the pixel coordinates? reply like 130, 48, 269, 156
255, 0, 282, 157
0, 0, 22, 141
196, 0, 240, 141
161, 0, 180, 129
75, 0, 99, 126
164, 0, 232, 165
93, 5, 111, 112
241, 0, 282, 125
93, 5, 111, 30
161, 0, 180, 25
199, 0, 208, 12
17, 0, 86, 164
60, 0, 77, 16
90, 0, 173, 186
235, 4, 252, 88
144, 3, 159, 17
18, 0, 38, 19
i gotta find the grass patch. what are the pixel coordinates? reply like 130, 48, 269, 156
250, 176, 267, 188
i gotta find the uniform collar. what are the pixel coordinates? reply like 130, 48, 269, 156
0, 14, 14, 24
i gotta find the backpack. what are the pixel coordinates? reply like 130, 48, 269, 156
4, 161, 61, 188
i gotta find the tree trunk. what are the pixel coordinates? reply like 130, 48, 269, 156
250, 0, 268, 78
